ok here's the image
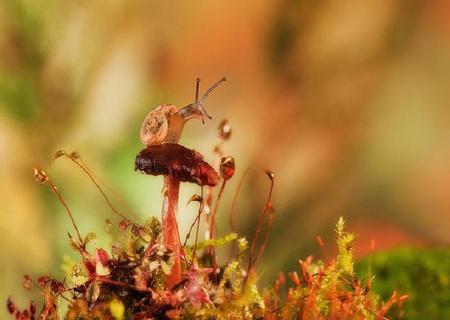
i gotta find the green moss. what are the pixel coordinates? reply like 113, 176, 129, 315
356, 247, 450, 319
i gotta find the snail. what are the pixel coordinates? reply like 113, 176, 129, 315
140, 77, 226, 146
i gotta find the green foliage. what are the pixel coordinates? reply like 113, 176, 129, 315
9, 163, 407, 319
196, 233, 238, 250
335, 217, 356, 275
356, 247, 450, 320
8, 216, 406, 319
262, 217, 405, 320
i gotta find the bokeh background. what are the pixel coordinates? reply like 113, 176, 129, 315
1, 0, 450, 317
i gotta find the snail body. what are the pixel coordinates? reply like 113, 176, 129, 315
140, 103, 207, 146
140, 77, 226, 147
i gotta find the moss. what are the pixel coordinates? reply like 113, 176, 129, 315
356, 247, 450, 319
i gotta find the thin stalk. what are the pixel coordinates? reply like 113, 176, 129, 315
78, 157, 138, 217
204, 139, 223, 242
229, 168, 251, 233
210, 180, 227, 239
192, 187, 204, 262
247, 172, 275, 277
182, 187, 205, 266
208, 180, 227, 267
162, 175, 182, 288
47, 180, 83, 245
63, 154, 129, 220
183, 188, 204, 247
204, 187, 214, 241
227, 168, 251, 263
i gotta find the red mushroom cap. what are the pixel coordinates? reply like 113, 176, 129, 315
135, 143, 219, 186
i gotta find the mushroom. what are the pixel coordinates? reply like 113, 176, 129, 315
135, 78, 225, 288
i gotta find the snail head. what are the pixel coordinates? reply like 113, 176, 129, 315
179, 77, 226, 124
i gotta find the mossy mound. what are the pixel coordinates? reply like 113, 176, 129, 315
356, 247, 450, 319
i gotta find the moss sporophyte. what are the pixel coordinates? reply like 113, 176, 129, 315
8, 79, 407, 319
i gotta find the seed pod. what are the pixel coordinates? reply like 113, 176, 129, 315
220, 156, 235, 180
187, 194, 203, 206
265, 169, 275, 180
33, 168, 48, 184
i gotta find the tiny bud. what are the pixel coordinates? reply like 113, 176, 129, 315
38, 276, 48, 288
23, 275, 31, 290
265, 169, 275, 180
50, 280, 65, 293
316, 235, 324, 247
29, 301, 36, 315
7, 297, 16, 314
70, 151, 80, 159
131, 224, 141, 236
95, 248, 110, 266
53, 150, 67, 160
218, 119, 232, 140
220, 156, 235, 180
287, 288, 294, 300
289, 271, 300, 286
119, 220, 130, 231
33, 168, 48, 184
105, 219, 112, 232
187, 194, 203, 206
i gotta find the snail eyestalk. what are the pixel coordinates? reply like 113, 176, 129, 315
179, 77, 226, 124
195, 78, 200, 103
199, 77, 226, 104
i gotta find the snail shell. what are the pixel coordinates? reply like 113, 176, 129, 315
140, 104, 179, 146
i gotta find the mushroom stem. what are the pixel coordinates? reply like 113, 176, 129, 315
162, 175, 182, 288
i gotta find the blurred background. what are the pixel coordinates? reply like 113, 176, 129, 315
1, 0, 450, 317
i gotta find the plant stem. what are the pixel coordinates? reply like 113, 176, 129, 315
162, 175, 182, 288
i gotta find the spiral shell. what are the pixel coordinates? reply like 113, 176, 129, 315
140, 104, 178, 146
